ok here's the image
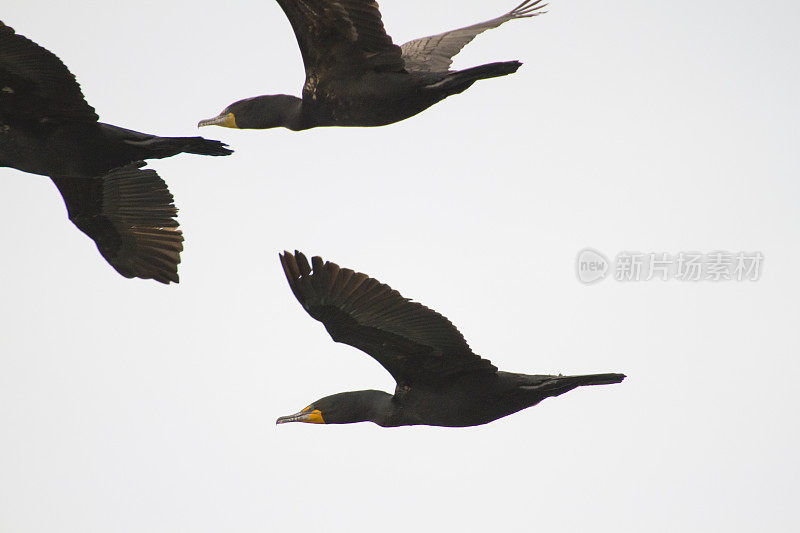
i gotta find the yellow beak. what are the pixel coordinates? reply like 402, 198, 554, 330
198, 112, 237, 128
276, 408, 325, 425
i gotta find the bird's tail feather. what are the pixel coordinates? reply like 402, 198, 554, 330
455, 61, 523, 81
521, 373, 626, 398
125, 136, 233, 158
169, 136, 233, 157
424, 61, 522, 93
557, 373, 627, 387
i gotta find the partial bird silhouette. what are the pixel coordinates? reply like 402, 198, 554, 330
276, 251, 625, 428
0, 21, 233, 283
199, 0, 546, 131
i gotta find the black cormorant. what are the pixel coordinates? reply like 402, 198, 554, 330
0, 21, 233, 283
276, 251, 625, 428
199, 0, 546, 131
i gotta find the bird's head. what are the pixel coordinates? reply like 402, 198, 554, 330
198, 95, 302, 130
276, 390, 393, 426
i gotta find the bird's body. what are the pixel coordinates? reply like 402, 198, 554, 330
303, 72, 443, 128
387, 372, 625, 428
300, 64, 520, 128
0, 21, 232, 283
199, 1, 545, 131
277, 251, 625, 428
334, 372, 623, 428
237, 72, 458, 130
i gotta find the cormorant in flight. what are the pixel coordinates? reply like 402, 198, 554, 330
276, 251, 625, 428
0, 21, 233, 283
199, 0, 546, 131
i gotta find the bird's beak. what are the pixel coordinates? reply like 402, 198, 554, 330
276, 407, 325, 425
198, 112, 237, 128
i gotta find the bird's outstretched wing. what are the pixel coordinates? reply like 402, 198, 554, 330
400, 0, 546, 73
50, 162, 183, 284
280, 251, 497, 387
274, 0, 405, 96
0, 21, 98, 122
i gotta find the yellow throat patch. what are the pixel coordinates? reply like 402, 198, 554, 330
304, 409, 325, 424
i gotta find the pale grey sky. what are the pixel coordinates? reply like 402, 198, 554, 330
1, 1, 799, 532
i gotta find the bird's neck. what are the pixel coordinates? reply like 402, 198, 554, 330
282, 98, 307, 131
369, 393, 404, 427
242, 95, 306, 130
336, 390, 400, 427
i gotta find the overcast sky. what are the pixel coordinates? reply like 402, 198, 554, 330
1, 1, 799, 531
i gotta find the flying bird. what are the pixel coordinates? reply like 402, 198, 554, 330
199, 0, 546, 131
277, 251, 625, 428
0, 21, 233, 283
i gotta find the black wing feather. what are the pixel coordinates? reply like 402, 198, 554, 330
280, 251, 496, 386
50, 162, 183, 283
400, 0, 546, 73
274, 0, 405, 96
0, 21, 98, 122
